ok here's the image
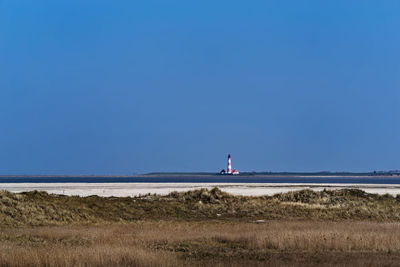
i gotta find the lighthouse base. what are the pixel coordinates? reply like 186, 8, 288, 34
219, 169, 239, 175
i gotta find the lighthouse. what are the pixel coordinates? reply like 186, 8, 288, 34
220, 154, 239, 175
227, 154, 232, 174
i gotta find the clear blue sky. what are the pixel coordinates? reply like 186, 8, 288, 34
1, 1, 399, 174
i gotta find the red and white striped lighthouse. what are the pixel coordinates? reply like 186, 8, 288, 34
227, 154, 232, 174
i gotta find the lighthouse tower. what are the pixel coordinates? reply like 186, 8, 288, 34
227, 154, 232, 174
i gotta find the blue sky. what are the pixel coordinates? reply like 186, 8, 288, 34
0, 0, 399, 174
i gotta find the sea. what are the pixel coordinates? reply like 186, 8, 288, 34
1, 176, 400, 184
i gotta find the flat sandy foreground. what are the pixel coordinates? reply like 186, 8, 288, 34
1, 183, 400, 197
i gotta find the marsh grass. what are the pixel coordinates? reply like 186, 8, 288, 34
1, 221, 400, 266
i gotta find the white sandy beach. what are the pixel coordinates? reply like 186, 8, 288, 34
1, 183, 400, 197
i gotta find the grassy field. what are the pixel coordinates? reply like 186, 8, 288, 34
1, 188, 400, 266
1, 221, 400, 266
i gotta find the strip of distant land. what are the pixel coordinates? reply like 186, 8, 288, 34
0, 171, 399, 178
144, 171, 400, 177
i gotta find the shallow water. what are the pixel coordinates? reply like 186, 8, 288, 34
0, 176, 400, 184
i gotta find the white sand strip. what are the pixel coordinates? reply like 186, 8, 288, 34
0, 183, 400, 197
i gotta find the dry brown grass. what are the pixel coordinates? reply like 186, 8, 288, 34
2, 188, 400, 227
1, 220, 400, 266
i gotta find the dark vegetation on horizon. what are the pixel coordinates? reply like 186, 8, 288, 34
1, 170, 400, 177
146, 170, 400, 176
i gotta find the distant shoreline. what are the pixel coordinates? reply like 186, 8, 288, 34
0, 173, 399, 178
